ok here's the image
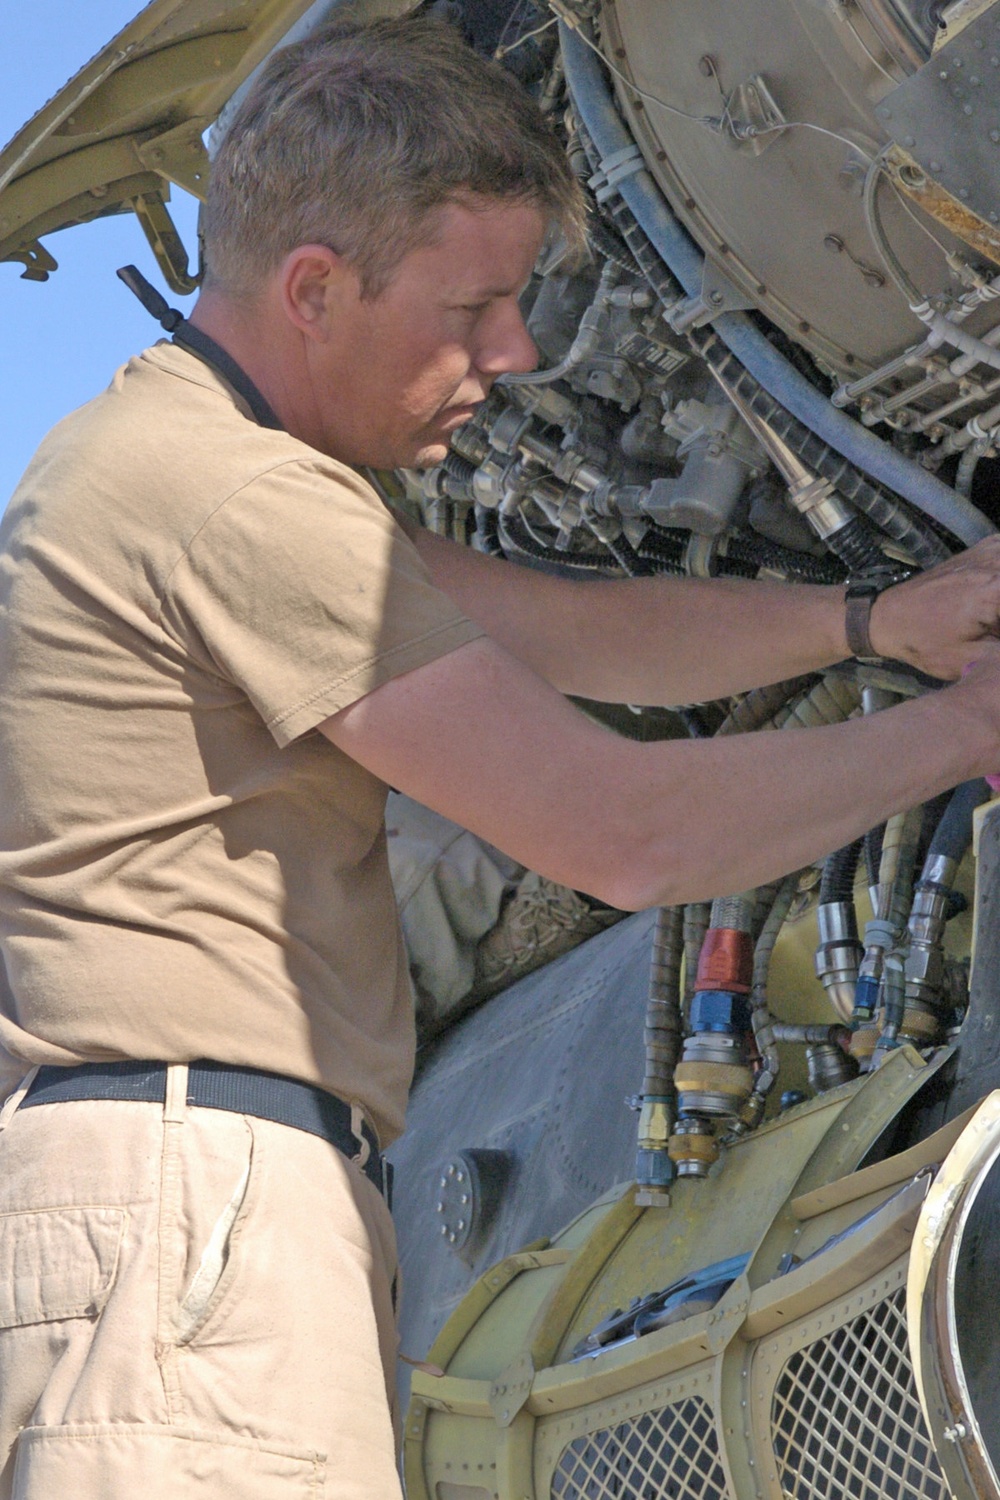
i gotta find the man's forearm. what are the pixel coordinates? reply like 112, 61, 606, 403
406, 523, 848, 704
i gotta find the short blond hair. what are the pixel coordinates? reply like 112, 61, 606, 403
204, 15, 585, 299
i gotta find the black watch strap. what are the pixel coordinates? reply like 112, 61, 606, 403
845, 579, 881, 661
845, 573, 907, 662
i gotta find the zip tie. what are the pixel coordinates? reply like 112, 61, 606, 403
589, 144, 645, 203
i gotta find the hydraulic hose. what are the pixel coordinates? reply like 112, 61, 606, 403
928, 778, 990, 864
716, 676, 819, 736
635, 905, 684, 1195
559, 22, 994, 547
771, 675, 860, 730
819, 840, 863, 906
746, 871, 802, 1122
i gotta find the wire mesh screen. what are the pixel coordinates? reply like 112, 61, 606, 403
771, 1285, 945, 1500
550, 1395, 732, 1500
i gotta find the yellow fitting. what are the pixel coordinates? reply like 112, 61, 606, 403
850, 1025, 880, 1060
667, 1130, 719, 1168
674, 1061, 754, 1097
637, 1098, 672, 1150
899, 1006, 940, 1040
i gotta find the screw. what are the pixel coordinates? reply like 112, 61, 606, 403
964, 103, 974, 114
446, 1164, 455, 1177
436, 1200, 444, 1212
709, 289, 724, 305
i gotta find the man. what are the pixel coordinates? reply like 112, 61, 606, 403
0, 14, 999, 1500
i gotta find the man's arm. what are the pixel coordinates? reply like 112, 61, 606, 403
402, 524, 1000, 704
320, 635, 1000, 911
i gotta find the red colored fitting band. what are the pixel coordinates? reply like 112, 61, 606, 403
694, 928, 754, 994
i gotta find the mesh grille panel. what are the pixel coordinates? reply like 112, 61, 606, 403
771, 1285, 945, 1500
550, 1395, 732, 1500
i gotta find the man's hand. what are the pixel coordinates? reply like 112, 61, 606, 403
871, 537, 1000, 680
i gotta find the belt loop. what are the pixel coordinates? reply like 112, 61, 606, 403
0, 1066, 39, 1133
349, 1100, 371, 1170
163, 1063, 189, 1123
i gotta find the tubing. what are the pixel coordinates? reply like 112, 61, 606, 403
560, 22, 995, 546
635, 905, 684, 1192
819, 840, 862, 906
716, 676, 819, 737
928, 778, 989, 864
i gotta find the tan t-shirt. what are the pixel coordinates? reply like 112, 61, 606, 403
0, 342, 484, 1144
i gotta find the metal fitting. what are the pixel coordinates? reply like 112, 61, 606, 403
695, 929, 754, 994
667, 1116, 720, 1178
786, 474, 853, 539
815, 902, 863, 1023
806, 1041, 855, 1092
674, 1049, 755, 1118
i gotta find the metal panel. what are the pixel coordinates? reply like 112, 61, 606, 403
883, 4, 1000, 228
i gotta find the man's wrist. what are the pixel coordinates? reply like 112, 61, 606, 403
844, 572, 909, 662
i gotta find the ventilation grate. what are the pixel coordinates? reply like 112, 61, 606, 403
771, 1285, 945, 1500
550, 1395, 732, 1500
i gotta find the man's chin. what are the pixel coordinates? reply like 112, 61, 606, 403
408, 439, 451, 470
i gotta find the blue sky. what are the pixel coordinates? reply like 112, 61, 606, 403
0, 2, 201, 506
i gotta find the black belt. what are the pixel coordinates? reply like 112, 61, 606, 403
22, 1060, 389, 1199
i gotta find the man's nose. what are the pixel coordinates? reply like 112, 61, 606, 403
476, 300, 538, 379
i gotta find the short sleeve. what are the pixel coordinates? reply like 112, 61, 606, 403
159, 458, 485, 746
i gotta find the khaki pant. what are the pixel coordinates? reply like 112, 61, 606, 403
0, 1066, 402, 1499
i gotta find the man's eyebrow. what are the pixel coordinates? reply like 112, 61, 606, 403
451, 279, 532, 301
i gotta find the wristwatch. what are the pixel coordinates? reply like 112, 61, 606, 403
844, 573, 906, 662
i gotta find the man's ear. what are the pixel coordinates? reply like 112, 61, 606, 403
278, 244, 357, 342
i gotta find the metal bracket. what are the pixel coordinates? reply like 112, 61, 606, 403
129, 192, 199, 296
136, 119, 211, 201
666, 261, 753, 333
3, 239, 58, 282
723, 73, 786, 155
490, 1351, 536, 1427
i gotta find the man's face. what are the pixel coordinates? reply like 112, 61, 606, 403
310, 197, 545, 469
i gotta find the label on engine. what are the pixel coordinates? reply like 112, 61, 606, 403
617, 330, 689, 377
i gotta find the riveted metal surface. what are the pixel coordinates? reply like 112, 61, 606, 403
881, 3, 1000, 230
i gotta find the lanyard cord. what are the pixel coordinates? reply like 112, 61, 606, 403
116, 264, 284, 431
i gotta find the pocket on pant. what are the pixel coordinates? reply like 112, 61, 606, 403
0, 1207, 125, 1328
12, 1422, 326, 1498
